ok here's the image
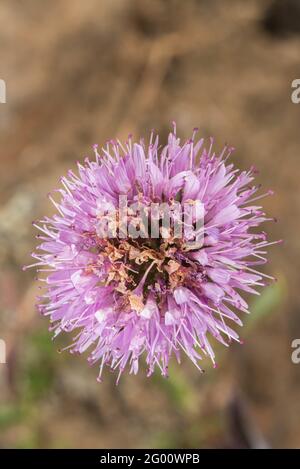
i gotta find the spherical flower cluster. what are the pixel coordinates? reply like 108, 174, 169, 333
26, 124, 277, 382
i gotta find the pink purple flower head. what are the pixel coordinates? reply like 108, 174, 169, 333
25, 124, 279, 382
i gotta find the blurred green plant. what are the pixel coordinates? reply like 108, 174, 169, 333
244, 279, 285, 334
0, 405, 23, 429
0, 328, 58, 447
153, 363, 197, 413
22, 329, 56, 400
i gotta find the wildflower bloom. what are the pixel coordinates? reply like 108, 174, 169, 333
26, 124, 278, 381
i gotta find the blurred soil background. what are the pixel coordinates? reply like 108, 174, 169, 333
0, 0, 299, 448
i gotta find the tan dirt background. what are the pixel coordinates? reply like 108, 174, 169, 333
0, 0, 299, 448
